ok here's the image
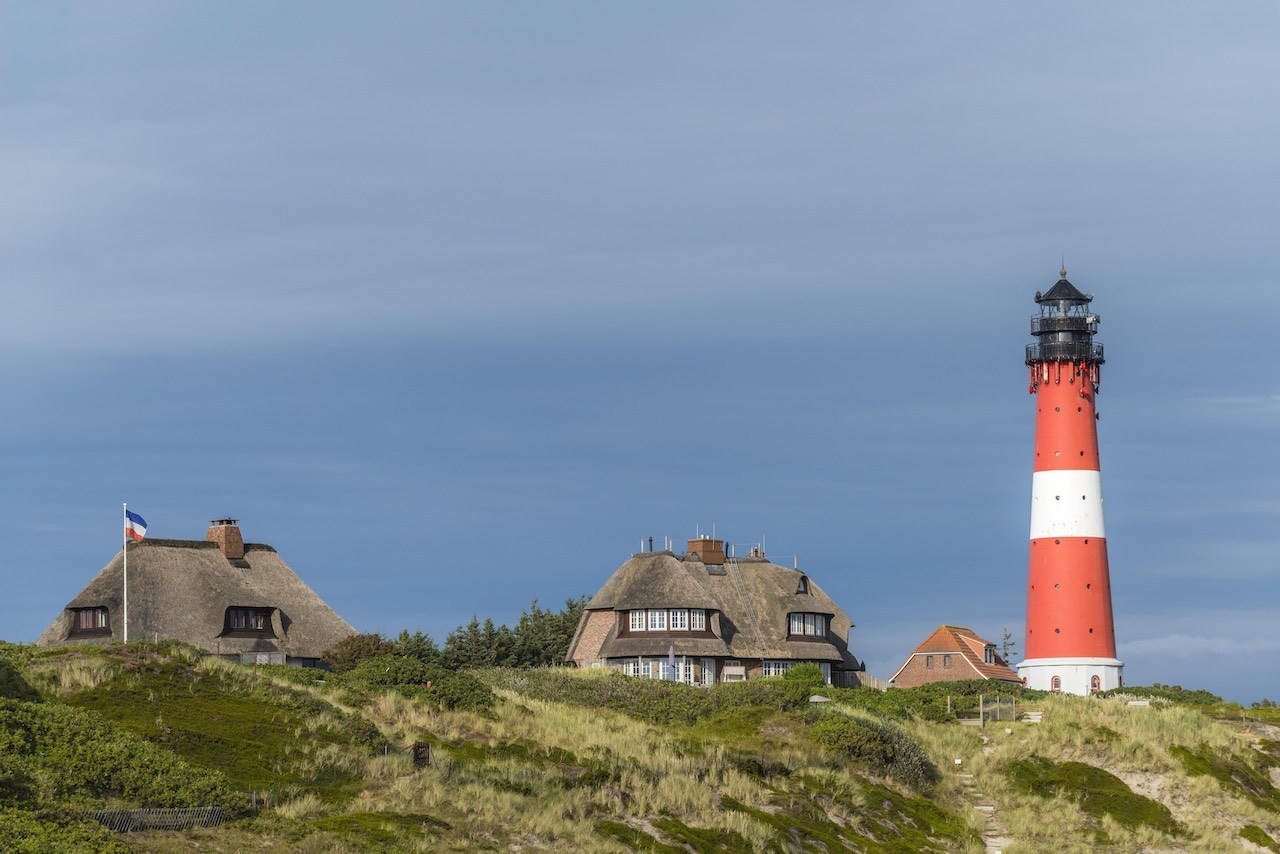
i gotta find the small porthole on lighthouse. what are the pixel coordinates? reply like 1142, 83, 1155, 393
1054, 451, 1061, 456
1084, 539, 1089, 544
1077, 406, 1082, 412
1055, 628, 1061, 634
1055, 539, 1061, 544
1054, 583, 1060, 589
1086, 583, 1092, 588
1079, 451, 1085, 456
1082, 495, 1087, 500
1089, 628, 1094, 633
1055, 407, 1060, 412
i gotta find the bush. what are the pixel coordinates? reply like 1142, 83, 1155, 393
810, 714, 939, 791
782, 662, 827, 688
1099, 684, 1223, 705
322, 634, 396, 673
0, 806, 128, 854
0, 698, 244, 814
345, 656, 495, 715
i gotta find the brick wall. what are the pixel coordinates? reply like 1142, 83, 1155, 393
570, 609, 617, 666
891, 652, 977, 687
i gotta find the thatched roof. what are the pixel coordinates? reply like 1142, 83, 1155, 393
36, 534, 355, 660
572, 551, 858, 668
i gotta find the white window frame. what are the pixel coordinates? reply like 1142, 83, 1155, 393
819, 662, 831, 684
669, 609, 688, 630
690, 609, 706, 631
763, 660, 794, 677
789, 613, 804, 635
648, 609, 666, 631
630, 610, 645, 631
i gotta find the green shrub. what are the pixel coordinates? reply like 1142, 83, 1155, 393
0, 657, 41, 703
1170, 744, 1280, 810
1098, 684, 1223, 705
1241, 824, 1280, 852
322, 633, 396, 673
346, 656, 495, 715
0, 806, 128, 854
0, 698, 244, 814
782, 662, 827, 688
810, 714, 939, 791
1004, 756, 1181, 835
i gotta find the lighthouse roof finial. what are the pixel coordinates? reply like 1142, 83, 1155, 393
1060, 256, 1067, 279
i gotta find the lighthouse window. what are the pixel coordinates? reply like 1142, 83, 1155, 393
1055, 539, 1061, 544
1086, 583, 1092, 589
1089, 628, 1094, 633
1054, 583, 1060, 589
1055, 407, 1060, 412
1051, 676, 1062, 692
1055, 628, 1061, 633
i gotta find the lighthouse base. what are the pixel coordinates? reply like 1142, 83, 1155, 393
1017, 657, 1123, 696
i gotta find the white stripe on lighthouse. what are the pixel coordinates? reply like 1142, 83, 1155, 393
1030, 469, 1106, 539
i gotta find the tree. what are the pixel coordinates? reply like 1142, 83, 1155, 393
394, 630, 440, 665
1000, 627, 1018, 663
321, 632, 395, 672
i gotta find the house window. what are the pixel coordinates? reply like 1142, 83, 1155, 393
788, 613, 828, 637
648, 609, 667, 631
629, 611, 645, 631
926, 655, 934, 669
690, 609, 706, 631
796, 576, 809, 594
669, 609, 688, 630
700, 658, 716, 686
984, 645, 996, 664
819, 662, 831, 684
763, 660, 794, 677
70, 607, 110, 635
1051, 675, 1062, 692
225, 607, 274, 635
623, 661, 640, 677
943, 655, 952, 669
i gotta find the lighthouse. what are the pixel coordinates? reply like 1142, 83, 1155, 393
1017, 267, 1123, 695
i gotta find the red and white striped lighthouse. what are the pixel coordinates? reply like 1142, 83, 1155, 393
1017, 267, 1123, 695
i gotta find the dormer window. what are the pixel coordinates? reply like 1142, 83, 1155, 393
69, 607, 110, 636
787, 612, 828, 638
984, 645, 996, 664
796, 576, 809, 594
224, 607, 275, 637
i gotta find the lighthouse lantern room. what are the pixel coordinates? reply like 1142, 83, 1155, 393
1017, 268, 1123, 695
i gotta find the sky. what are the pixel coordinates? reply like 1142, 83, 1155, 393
2, 3, 1277, 703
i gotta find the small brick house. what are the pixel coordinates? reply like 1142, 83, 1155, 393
566, 536, 866, 686
36, 519, 356, 667
888, 625, 1021, 688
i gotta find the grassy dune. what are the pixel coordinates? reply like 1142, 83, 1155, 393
2, 642, 1278, 852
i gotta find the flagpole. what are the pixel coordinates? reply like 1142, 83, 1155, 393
122, 502, 128, 644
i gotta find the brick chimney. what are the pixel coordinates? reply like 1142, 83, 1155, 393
206, 519, 245, 560
687, 536, 726, 566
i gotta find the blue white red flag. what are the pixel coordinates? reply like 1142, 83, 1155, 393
125, 510, 147, 542
668, 645, 676, 680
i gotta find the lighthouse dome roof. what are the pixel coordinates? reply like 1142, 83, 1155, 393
1036, 270, 1091, 304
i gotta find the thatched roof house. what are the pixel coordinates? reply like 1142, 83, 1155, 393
36, 519, 355, 666
568, 536, 866, 687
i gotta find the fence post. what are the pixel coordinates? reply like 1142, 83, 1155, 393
980, 695, 985, 728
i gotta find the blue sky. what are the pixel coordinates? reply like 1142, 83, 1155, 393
2, 3, 1277, 702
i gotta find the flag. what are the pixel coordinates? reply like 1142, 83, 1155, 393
668, 645, 676, 681
125, 510, 147, 542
